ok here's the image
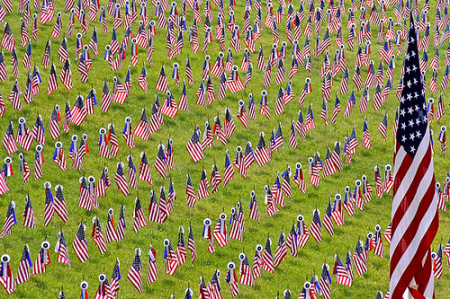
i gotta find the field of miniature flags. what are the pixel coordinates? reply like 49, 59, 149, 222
0, 0, 450, 298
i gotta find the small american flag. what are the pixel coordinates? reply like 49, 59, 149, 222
186, 130, 204, 162
0, 201, 16, 238
378, 113, 388, 140
127, 249, 143, 293
114, 162, 129, 196
73, 223, 89, 263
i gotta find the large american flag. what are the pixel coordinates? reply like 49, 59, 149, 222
390, 20, 438, 299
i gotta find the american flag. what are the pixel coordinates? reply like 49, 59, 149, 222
127, 249, 143, 293
10, 49, 19, 77
373, 225, 385, 259
378, 114, 388, 140
362, 117, 371, 149
16, 244, 32, 285
116, 205, 126, 241
138, 64, 148, 93
305, 104, 315, 131
9, 80, 22, 111
58, 38, 68, 62
0, 201, 16, 238
31, 115, 46, 145
158, 187, 169, 223
353, 240, 367, 277
43, 182, 55, 226
310, 209, 322, 243
147, 190, 160, 224
30, 241, 49, 275
333, 253, 352, 286
3, 122, 18, 154
47, 64, 58, 95
176, 227, 187, 265
207, 270, 222, 299
73, 223, 89, 263
147, 245, 158, 284
390, 22, 438, 299
114, 162, 129, 196
239, 252, 254, 286
156, 65, 169, 92
187, 224, 197, 264
0, 51, 7, 81
138, 151, 152, 184
186, 174, 196, 208
0, 253, 14, 293
186, 130, 204, 162
96, 167, 111, 198
261, 237, 274, 273
122, 117, 135, 148
198, 169, 210, 200
105, 208, 118, 243
438, 126, 446, 153
22, 194, 35, 228
273, 232, 287, 267
108, 259, 121, 296
322, 148, 336, 177
78, 176, 91, 211
34, 145, 44, 180
91, 217, 107, 254
23, 44, 32, 71
133, 197, 147, 232
42, 40, 51, 68
213, 213, 229, 247
60, 59, 73, 90
70, 96, 87, 126
19, 153, 30, 183
226, 261, 239, 297
164, 239, 178, 275
127, 155, 137, 189
2, 23, 15, 51
319, 263, 331, 299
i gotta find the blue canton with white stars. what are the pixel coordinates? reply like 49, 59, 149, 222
398, 23, 428, 157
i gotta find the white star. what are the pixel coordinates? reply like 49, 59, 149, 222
416, 130, 422, 138
411, 51, 416, 57
401, 122, 407, 130
413, 78, 418, 85
412, 65, 417, 72
410, 37, 415, 43
416, 118, 421, 126
406, 67, 411, 73
410, 145, 416, 153
400, 96, 405, 103
409, 119, 414, 127
415, 105, 420, 111
407, 93, 413, 101
410, 133, 415, 140
400, 109, 406, 116
407, 80, 412, 87
402, 135, 407, 142
405, 53, 410, 60
408, 107, 414, 114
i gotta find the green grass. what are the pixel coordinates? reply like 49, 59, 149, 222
1, 1, 450, 298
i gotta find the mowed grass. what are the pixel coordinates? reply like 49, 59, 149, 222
0, 0, 450, 298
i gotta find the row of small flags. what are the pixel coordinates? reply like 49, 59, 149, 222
1, 0, 450, 120
0, 105, 447, 202
1, 195, 449, 297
